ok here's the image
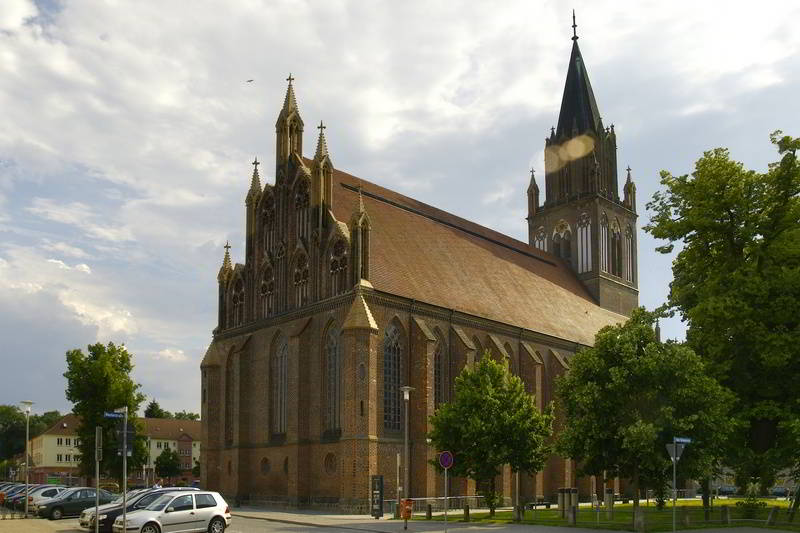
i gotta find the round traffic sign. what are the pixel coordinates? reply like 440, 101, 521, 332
439, 450, 454, 469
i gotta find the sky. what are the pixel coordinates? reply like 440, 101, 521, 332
1, 0, 798, 417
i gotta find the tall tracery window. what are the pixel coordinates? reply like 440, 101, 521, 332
260, 266, 275, 318
225, 353, 234, 445
609, 220, 622, 277
552, 220, 571, 262
624, 225, 635, 282
293, 253, 309, 308
263, 194, 276, 253
231, 278, 245, 327
562, 231, 572, 261
600, 213, 609, 272
534, 227, 547, 252
577, 212, 592, 273
294, 179, 310, 242
324, 325, 341, 432
271, 336, 288, 435
434, 336, 449, 408
329, 239, 348, 296
383, 323, 403, 431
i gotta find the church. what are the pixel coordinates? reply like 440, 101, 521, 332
200, 19, 639, 511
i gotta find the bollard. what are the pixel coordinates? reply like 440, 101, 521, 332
680, 505, 690, 527
426, 503, 432, 520
558, 488, 566, 518
605, 487, 614, 520
766, 506, 779, 526
463, 503, 470, 522
567, 505, 577, 525
571, 488, 579, 510
721, 505, 730, 525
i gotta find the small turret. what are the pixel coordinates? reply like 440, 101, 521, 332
623, 166, 637, 212
527, 168, 539, 217
350, 186, 371, 282
246, 157, 262, 206
218, 241, 233, 283
275, 74, 304, 168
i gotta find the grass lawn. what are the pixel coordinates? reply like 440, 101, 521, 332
411, 500, 799, 531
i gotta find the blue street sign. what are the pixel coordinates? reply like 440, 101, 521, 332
675, 437, 692, 444
439, 450, 454, 470
104, 412, 124, 419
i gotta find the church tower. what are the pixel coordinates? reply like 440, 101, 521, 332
528, 13, 638, 316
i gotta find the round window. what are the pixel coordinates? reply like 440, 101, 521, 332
260, 458, 270, 474
324, 453, 337, 475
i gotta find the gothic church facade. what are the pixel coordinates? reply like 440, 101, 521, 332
201, 25, 638, 510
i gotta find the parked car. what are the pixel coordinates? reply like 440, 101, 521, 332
2, 484, 34, 505
771, 486, 790, 497
37, 487, 115, 520
19, 485, 67, 511
112, 491, 231, 533
718, 485, 738, 496
81, 487, 200, 532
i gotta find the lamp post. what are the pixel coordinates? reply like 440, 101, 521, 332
400, 386, 414, 530
20, 400, 33, 518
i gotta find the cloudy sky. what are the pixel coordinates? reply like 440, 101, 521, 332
1, 0, 798, 417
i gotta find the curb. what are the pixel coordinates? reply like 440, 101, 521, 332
231, 512, 386, 533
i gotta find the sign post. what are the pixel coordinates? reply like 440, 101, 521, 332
370, 475, 384, 519
94, 426, 102, 533
439, 451, 454, 533
666, 437, 691, 533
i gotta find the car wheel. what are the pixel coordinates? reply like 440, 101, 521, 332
50, 507, 63, 520
142, 523, 161, 533
208, 517, 226, 533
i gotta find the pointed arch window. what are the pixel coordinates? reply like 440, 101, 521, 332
434, 335, 448, 408
295, 179, 310, 243
552, 220, 572, 262
231, 278, 245, 327
271, 336, 288, 436
330, 239, 348, 297
624, 225, 635, 282
263, 193, 276, 253
225, 353, 234, 445
577, 212, 592, 273
609, 220, 622, 277
260, 266, 275, 318
600, 213, 609, 272
383, 323, 404, 431
562, 230, 572, 262
324, 325, 341, 432
534, 227, 547, 252
293, 253, 309, 308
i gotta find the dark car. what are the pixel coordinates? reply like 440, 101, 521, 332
80, 487, 200, 532
2, 484, 34, 505
37, 487, 115, 520
771, 487, 790, 497
718, 485, 738, 496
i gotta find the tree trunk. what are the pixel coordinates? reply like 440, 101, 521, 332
701, 477, 710, 521
489, 477, 496, 517
632, 468, 640, 530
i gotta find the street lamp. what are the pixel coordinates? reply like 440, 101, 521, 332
20, 400, 33, 518
400, 386, 413, 530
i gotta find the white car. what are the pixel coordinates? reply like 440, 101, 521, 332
26, 485, 67, 513
112, 491, 230, 533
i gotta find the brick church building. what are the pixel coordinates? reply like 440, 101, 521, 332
201, 21, 638, 511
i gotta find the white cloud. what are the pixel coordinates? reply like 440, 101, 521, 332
42, 241, 90, 259
0, 0, 37, 31
154, 348, 188, 362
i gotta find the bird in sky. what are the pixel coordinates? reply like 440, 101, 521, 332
245, 79, 254, 83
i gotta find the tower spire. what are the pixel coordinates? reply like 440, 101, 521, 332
246, 157, 262, 204
572, 9, 578, 41
217, 241, 233, 283
315, 121, 329, 160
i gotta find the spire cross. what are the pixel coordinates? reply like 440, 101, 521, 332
286, 73, 295, 85
572, 9, 578, 41
317, 121, 326, 132
224, 241, 231, 253
530, 168, 535, 178
252, 157, 260, 171
626, 165, 632, 173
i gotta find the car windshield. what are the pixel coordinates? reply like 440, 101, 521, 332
145, 494, 173, 512
135, 492, 163, 508
59, 489, 79, 499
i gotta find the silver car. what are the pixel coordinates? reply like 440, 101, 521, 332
112, 491, 230, 533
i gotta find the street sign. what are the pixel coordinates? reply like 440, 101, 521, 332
439, 451, 454, 470
104, 412, 123, 419
370, 475, 384, 519
666, 443, 685, 461
675, 437, 692, 444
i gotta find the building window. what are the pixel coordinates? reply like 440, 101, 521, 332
57, 438, 63, 446
294, 179, 310, 242
600, 213, 609, 272
57, 454, 63, 462
609, 220, 622, 277
75, 439, 80, 446
383, 323, 403, 431
577, 212, 592, 273
325, 325, 341, 432
293, 253, 309, 308
625, 225, 635, 282
225, 352, 235, 445
260, 266, 275, 318
434, 337, 447, 408
272, 336, 288, 435
329, 239, 348, 296
553, 220, 572, 263
65, 438, 71, 446
231, 278, 245, 327
165, 442, 169, 449
534, 227, 547, 252
263, 194, 276, 252
65, 454, 71, 462
157, 441, 162, 449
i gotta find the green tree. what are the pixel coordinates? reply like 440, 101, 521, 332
174, 410, 199, 421
64, 342, 148, 487
427, 354, 553, 516
645, 132, 800, 486
192, 459, 200, 478
556, 309, 734, 515
144, 400, 172, 419
30, 410, 63, 438
0, 405, 26, 461
154, 448, 181, 481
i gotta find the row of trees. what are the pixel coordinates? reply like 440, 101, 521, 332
0, 407, 63, 461
429, 132, 799, 513
144, 400, 199, 421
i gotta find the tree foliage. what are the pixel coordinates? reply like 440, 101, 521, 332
556, 309, 734, 511
154, 448, 181, 480
144, 400, 172, 419
174, 410, 200, 421
427, 354, 553, 515
64, 342, 147, 483
0, 406, 62, 461
645, 132, 800, 484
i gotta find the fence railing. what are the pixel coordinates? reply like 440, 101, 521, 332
384, 495, 486, 515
